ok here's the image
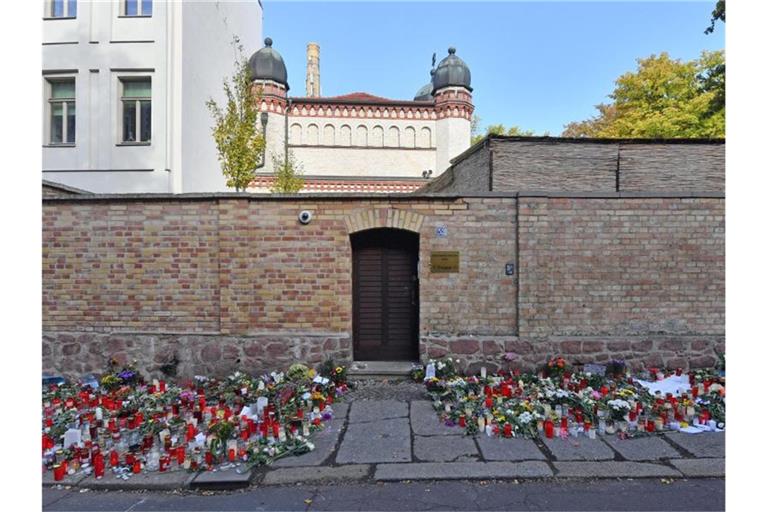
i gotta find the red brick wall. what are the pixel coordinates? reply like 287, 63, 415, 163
518, 196, 724, 337
42, 193, 724, 377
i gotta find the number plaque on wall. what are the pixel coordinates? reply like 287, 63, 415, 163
430, 251, 459, 273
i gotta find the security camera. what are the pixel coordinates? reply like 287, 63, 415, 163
298, 210, 313, 224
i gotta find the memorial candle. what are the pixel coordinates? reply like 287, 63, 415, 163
53, 464, 65, 481
503, 423, 512, 438
459, 415, 466, 428
109, 450, 119, 467
94, 453, 105, 478
176, 447, 185, 465
544, 419, 554, 439
132, 460, 141, 474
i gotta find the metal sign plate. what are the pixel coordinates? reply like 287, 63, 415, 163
430, 251, 459, 273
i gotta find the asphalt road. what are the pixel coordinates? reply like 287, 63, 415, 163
43, 478, 725, 511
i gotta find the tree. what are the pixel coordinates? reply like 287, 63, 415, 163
471, 123, 536, 145
270, 152, 304, 193
705, 0, 725, 34
206, 37, 266, 192
561, 51, 724, 138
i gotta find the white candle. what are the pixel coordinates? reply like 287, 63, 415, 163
480, 367, 487, 379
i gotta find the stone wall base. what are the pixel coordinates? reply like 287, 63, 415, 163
421, 335, 725, 374
44, 331, 724, 380
43, 331, 352, 379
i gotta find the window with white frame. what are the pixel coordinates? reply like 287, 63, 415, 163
123, 0, 152, 17
48, 79, 76, 145
49, 0, 77, 18
120, 78, 151, 143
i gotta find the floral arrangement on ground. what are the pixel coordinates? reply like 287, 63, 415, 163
413, 356, 725, 439
42, 359, 350, 482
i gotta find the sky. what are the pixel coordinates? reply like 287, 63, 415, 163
262, 0, 725, 135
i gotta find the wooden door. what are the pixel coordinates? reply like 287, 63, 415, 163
352, 229, 419, 361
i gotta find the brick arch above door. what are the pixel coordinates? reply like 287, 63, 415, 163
344, 208, 425, 235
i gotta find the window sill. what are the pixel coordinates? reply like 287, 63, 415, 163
116, 142, 151, 147
43, 144, 76, 148
117, 15, 153, 19
43, 17, 77, 21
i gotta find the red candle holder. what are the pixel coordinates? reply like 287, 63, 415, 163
53, 464, 65, 481
159, 456, 170, 472
94, 454, 105, 479
646, 419, 655, 433
176, 447, 185, 465
458, 415, 466, 428
205, 451, 213, 467
544, 419, 554, 439
228, 448, 236, 462
109, 450, 119, 467
132, 460, 141, 474
503, 423, 512, 438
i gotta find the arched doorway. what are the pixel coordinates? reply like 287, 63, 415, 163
352, 228, 419, 361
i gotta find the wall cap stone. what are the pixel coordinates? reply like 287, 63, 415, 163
42, 191, 725, 204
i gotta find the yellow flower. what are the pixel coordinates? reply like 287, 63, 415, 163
335, 367, 343, 374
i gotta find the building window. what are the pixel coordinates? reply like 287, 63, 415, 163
124, 0, 152, 17
48, 79, 75, 145
120, 78, 151, 143
49, 0, 77, 18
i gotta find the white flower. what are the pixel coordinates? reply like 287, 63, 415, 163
608, 399, 631, 411
518, 412, 533, 424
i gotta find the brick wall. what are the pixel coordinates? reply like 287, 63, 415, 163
619, 144, 725, 191
516, 194, 724, 369
42, 191, 724, 377
421, 138, 725, 194
43, 195, 518, 376
492, 140, 618, 192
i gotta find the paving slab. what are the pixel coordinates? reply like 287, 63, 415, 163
374, 461, 553, 481
272, 416, 346, 468
410, 400, 462, 436
663, 432, 725, 458
541, 437, 615, 461
604, 435, 683, 461
414, 435, 479, 462
262, 464, 371, 485
79, 469, 195, 490
476, 436, 547, 461
336, 417, 411, 464
42, 470, 89, 487
669, 458, 725, 477
331, 402, 350, 420
349, 400, 408, 423
554, 461, 681, 478
190, 464, 253, 490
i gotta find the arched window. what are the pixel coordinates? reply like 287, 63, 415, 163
306, 124, 319, 145
371, 125, 384, 147
356, 125, 368, 146
339, 125, 352, 146
404, 127, 416, 148
290, 123, 302, 145
386, 126, 400, 147
323, 124, 335, 146
419, 127, 432, 148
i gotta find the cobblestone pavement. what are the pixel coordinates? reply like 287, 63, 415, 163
44, 381, 726, 493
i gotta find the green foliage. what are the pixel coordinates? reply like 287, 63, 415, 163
471, 123, 537, 145
207, 37, 266, 192
562, 51, 725, 138
705, 0, 725, 34
270, 151, 304, 193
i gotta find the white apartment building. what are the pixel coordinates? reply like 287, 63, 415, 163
42, 0, 263, 193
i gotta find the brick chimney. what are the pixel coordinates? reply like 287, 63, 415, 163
306, 42, 320, 97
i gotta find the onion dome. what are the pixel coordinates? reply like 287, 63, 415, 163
414, 70, 435, 101
432, 47, 472, 91
248, 37, 289, 89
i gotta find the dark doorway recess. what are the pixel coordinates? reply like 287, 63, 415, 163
352, 228, 419, 361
